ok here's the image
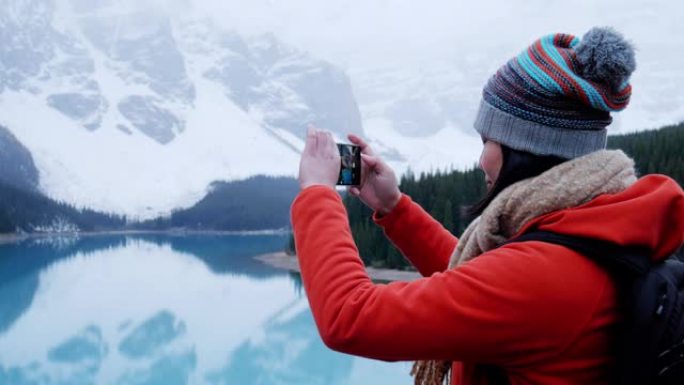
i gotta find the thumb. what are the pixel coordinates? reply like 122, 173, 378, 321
361, 153, 384, 172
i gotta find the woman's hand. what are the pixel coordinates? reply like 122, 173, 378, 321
298, 125, 340, 190
347, 134, 401, 216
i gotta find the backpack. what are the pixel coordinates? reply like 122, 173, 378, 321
501, 230, 684, 385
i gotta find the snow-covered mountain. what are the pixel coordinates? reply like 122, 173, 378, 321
2, 0, 682, 219
0, 0, 364, 218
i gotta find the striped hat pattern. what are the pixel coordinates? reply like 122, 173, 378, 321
474, 27, 636, 159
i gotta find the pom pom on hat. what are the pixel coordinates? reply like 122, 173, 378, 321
574, 26, 636, 91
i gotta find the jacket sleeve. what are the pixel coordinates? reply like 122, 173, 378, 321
372, 193, 458, 276
290, 186, 611, 365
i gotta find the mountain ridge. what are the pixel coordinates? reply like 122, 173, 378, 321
3, 0, 684, 220
0, 0, 362, 218
1, 123, 682, 235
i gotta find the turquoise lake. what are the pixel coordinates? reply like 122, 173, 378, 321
0, 234, 411, 385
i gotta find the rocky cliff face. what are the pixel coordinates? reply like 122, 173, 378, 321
0, 125, 39, 193
0, 0, 364, 217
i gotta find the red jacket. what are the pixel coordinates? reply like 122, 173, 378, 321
290, 175, 684, 385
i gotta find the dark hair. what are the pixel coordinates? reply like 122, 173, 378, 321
467, 144, 568, 220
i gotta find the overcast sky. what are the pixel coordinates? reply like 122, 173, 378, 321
181, 0, 682, 70
57, 0, 684, 132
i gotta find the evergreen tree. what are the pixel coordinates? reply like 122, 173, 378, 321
443, 200, 454, 233
0, 181, 125, 233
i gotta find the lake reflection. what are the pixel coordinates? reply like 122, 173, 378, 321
0, 235, 411, 384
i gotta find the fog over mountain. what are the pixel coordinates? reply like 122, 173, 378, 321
1, 0, 682, 218
1, 0, 362, 217
195, 0, 684, 134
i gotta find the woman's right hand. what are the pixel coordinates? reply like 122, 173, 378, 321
347, 134, 401, 216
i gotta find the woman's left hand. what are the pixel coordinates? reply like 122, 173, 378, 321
298, 125, 340, 190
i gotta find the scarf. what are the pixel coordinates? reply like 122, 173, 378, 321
411, 149, 637, 385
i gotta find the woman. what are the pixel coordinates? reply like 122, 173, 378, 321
291, 27, 684, 385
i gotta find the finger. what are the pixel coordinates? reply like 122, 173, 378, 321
346, 186, 360, 196
312, 131, 319, 154
326, 131, 337, 155
304, 125, 317, 154
315, 130, 328, 156
361, 153, 382, 171
347, 134, 375, 155
318, 130, 336, 158
309, 124, 324, 154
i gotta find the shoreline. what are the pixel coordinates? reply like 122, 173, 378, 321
255, 251, 421, 282
0, 228, 291, 245
0, 232, 422, 282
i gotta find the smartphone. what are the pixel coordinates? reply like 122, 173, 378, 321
336, 143, 361, 186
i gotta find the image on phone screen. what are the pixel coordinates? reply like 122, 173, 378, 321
336, 143, 361, 186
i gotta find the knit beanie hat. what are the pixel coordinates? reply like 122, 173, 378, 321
474, 27, 636, 159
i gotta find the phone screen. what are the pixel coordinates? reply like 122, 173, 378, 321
336, 143, 361, 186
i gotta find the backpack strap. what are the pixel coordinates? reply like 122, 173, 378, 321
499, 231, 684, 385
502, 230, 653, 277
492, 230, 656, 385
